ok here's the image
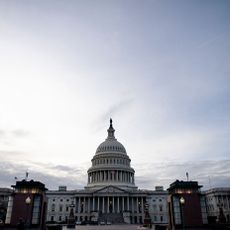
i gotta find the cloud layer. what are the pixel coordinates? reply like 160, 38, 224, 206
1, 156, 229, 191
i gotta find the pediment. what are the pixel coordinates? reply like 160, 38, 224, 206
94, 185, 128, 194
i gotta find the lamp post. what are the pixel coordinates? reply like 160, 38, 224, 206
180, 197, 185, 230
25, 196, 31, 227
143, 203, 151, 228
67, 203, 75, 228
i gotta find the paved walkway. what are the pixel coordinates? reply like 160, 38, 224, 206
63, 225, 151, 230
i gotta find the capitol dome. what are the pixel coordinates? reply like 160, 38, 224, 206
86, 119, 137, 190
96, 119, 127, 155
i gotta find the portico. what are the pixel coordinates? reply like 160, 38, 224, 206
74, 186, 146, 224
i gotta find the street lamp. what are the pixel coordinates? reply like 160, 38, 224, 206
67, 203, 75, 228
25, 197, 31, 227
180, 197, 185, 230
143, 203, 151, 228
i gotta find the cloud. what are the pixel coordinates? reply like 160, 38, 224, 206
0, 130, 5, 137
0, 155, 229, 192
0, 159, 87, 190
0, 129, 30, 146
11, 129, 30, 137
93, 97, 134, 132
196, 33, 225, 49
134, 160, 230, 190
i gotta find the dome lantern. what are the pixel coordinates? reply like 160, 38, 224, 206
107, 118, 115, 139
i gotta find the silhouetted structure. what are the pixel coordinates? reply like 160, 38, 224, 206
5, 179, 47, 229
167, 180, 208, 229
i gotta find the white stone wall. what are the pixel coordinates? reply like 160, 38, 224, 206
205, 188, 230, 222
146, 190, 168, 225
46, 193, 75, 222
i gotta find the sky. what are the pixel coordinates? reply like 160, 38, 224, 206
0, 0, 230, 191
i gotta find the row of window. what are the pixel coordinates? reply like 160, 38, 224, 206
50, 215, 68, 222
151, 204, 164, 212
96, 145, 125, 153
93, 157, 130, 166
152, 198, 164, 202
51, 204, 70, 212
52, 198, 70, 202
154, 215, 164, 222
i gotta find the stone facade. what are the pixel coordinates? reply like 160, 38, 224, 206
205, 187, 230, 223
146, 186, 168, 226
0, 188, 12, 223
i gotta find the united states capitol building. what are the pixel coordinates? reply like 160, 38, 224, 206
46, 119, 168, 225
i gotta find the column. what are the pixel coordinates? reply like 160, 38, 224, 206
136, 197, 139, 213
132, 197, 134, 213
107, 196, 110, 213
93, 197, 95, 211
84, 197, 86, 213
78, 197, 81, 213
113, 197, 115, 213
97, 197, 100, 211
117, 197, 120, 213
127, 197, 130, 211
222, 195, 224, 209
226, 195, 230, 211
104, 171, 106, 181
141, 197, 144, 213
88, 197, 90, 213
102, 197, 105, 213
122, 197, 125, 211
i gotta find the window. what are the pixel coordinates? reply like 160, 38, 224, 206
51, 204, 55, 212
59, 205, 63, 212
59, 216, 62, 221
32, 195, 41, 224
160, 216, 163, 222
159, 205, 163, 212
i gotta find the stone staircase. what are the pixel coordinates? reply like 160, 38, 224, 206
98, 213, 124, 224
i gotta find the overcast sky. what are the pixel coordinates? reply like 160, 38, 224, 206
0, 0, 229, 191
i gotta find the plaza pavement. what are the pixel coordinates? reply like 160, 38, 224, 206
62, 225, 150, 230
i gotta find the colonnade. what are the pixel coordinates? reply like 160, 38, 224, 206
88, 170, 135, 184
75, 195, 145, 223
